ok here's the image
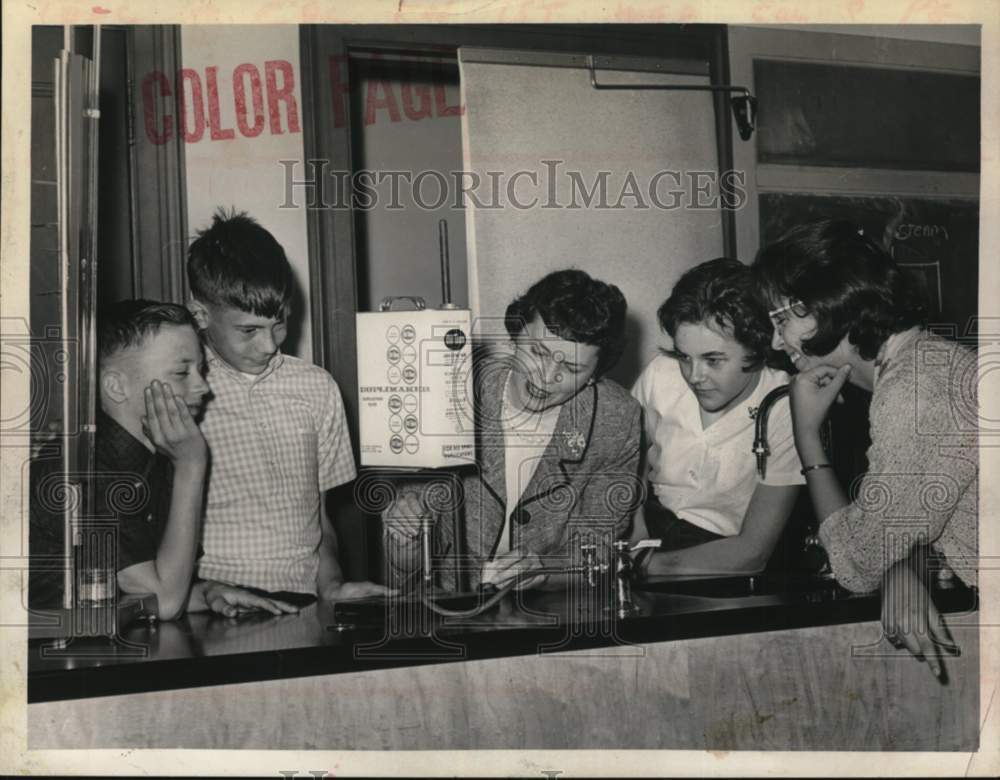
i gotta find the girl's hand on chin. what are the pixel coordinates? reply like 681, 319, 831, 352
789, 363, 852, 434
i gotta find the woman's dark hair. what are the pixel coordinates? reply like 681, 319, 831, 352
504, 269, 627, 375
187, 208, 295, 318
753, 219, 926, 361
657, 258, 776, 371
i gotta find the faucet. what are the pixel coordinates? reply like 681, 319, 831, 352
578, 543, 608, 588
612, 541, 639, 618
578, 541, 634, 617
578, 540, 661, 618
752, 384, 790, 480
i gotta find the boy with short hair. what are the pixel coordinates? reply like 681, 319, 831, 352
30, 300, 299, 619
187, 210, 390, 602
632, 258, 804, 576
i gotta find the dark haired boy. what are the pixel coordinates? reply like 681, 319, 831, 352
187, 210, 390, 603
30, 300, 299, 619
631, 258, 803, 576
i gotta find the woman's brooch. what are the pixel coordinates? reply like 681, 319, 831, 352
566, 431, 587, 457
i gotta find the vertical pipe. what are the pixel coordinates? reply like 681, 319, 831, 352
55, 50, 75, 611
451, 498, 466, 593
81, 27, 101, 517
438, 219, 452, 307
421, 516, 433, 587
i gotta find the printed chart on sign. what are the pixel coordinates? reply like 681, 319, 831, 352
356, 308, 476, 469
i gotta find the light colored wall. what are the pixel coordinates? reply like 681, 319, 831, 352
459, 53, 725, 388
180, 25, 312, 358
352, 58, 469, 312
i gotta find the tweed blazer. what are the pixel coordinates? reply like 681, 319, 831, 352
387, 357, 643, 590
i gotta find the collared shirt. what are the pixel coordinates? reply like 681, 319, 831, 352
632, 354, 803, 537
29, 411, 174, 607
94, 411, 176, 572
195, 347, 357, 594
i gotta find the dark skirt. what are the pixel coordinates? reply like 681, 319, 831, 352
643, 489, 725, 551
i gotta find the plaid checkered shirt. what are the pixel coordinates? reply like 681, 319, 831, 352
195, 347, 357, 593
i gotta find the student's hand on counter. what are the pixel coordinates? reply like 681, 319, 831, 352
203, 582, 300, 618
383, 490, 432, 543
321, 580, 398, 603
481, 550, 548, 591
881, 558, 958, 682
142, 380, 208, 466
788, 364, 852, 438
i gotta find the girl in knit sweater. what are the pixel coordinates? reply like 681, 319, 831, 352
754, 219, 978, 681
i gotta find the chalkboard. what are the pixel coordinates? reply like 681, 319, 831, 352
760, 192, 979, 334
754, 60, 980, 173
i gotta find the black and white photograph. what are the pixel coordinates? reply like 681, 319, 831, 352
2, 0, 998, 775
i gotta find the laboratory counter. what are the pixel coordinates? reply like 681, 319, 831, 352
27, 573, 980, 750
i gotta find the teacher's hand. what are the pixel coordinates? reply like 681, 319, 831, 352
322, 580, 398, 603
383, 489, 431, 544
481, 550, 548, 591
789, 363, 852, 438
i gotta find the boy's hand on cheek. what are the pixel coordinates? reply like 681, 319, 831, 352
142, 380, 208, 466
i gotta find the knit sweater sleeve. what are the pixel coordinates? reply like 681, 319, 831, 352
818, 345, 978, 593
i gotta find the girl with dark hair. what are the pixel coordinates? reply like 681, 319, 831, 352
384, 269, 642, 592
632, 258, 803, 576
754, 219, 978, 678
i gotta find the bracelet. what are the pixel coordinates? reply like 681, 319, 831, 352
800, 463, 833, 476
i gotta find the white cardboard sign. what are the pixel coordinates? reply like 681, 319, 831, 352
356, 308, 476, 468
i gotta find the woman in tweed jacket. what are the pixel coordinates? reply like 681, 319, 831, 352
383, 270, 643, 592
754, 220, 978, 678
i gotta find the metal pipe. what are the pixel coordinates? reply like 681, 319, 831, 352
587, 55, 757, 140
752, 384, 790, 480
588, 54, 751, 98
420, 515, 433, 588
438, 219, 452, 307
613, 541, 638, 618
81, 26, 101, 524
450, 486, 468, 593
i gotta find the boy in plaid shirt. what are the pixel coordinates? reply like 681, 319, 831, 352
187, 210, 390, 603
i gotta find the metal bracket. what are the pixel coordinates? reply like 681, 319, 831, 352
379, 295, 427, 312
587, 55, 758, 141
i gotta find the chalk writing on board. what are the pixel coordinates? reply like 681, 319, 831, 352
759, 192, 978, 330
894, 224, 950, 242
